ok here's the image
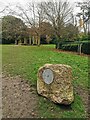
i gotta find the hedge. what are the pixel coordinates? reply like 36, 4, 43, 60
82, 42, 90, 54
56, 41, 90, 55
62, 44, 78, 52
2, 39, 15, 44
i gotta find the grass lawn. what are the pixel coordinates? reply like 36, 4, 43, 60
2, 44, 88, 118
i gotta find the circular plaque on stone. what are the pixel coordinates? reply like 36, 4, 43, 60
42, 69, 54, 84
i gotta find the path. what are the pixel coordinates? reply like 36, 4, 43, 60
2, 74, 38, 118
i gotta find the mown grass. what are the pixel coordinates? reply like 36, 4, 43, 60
2, 44, 88, 118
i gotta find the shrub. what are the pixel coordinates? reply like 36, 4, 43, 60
56, 41, 90, 54
2, 38, 15, 44
62, 44, 78, 52
82, 42, 90, 54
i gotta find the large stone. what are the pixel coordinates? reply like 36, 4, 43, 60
37, 64, 74, 105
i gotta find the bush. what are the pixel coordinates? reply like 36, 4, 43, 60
56, 41, 90, 55
82, 42, 90, 54
2, 39, 15, 44
62, 44, 78, 52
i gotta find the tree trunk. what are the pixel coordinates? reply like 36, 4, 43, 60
24, 38, 27, 45
19, 40, 22, 45
15, 40, 18, 45
32, 36, 35, 45
29, 36, 31, 45
36, 37, 38, 45
37, 36, 40, 46
56, 36, 60, 49
56, 42, 60, 49
35, 36, 37, 44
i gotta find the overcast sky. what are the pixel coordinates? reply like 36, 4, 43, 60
0, 0, 83, 15
0, 0, 83, 4
0, 0, 83, 6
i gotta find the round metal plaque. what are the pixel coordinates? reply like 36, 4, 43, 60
42, 69, 54, 84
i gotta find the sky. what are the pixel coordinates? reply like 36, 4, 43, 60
0, 0, 83, 4
0, 0, 83, 16
0, 0, 83, 8
0, 0, 83, 6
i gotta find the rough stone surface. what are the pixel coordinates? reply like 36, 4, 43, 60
37, 64, 74, 105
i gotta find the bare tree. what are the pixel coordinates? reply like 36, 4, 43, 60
0, 2, 45, 46
0, 0, 73, 47
76, 0, 90, 35
40, 0, 73, 48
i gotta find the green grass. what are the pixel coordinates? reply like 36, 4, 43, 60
2, 44, 88, 118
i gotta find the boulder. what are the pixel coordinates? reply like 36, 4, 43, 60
37, 64, 74, 105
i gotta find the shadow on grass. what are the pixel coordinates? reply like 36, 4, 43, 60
55, 103, 72, 111
38, 94, 73, 112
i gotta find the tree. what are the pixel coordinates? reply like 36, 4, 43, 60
76, 0, 90, 35
2, 15, 28, 44
39, 22, 53, 44
40, 0, 73, 48
1, 1, 75, 46
3, 2, 44, 46
65, 23, 79, 41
